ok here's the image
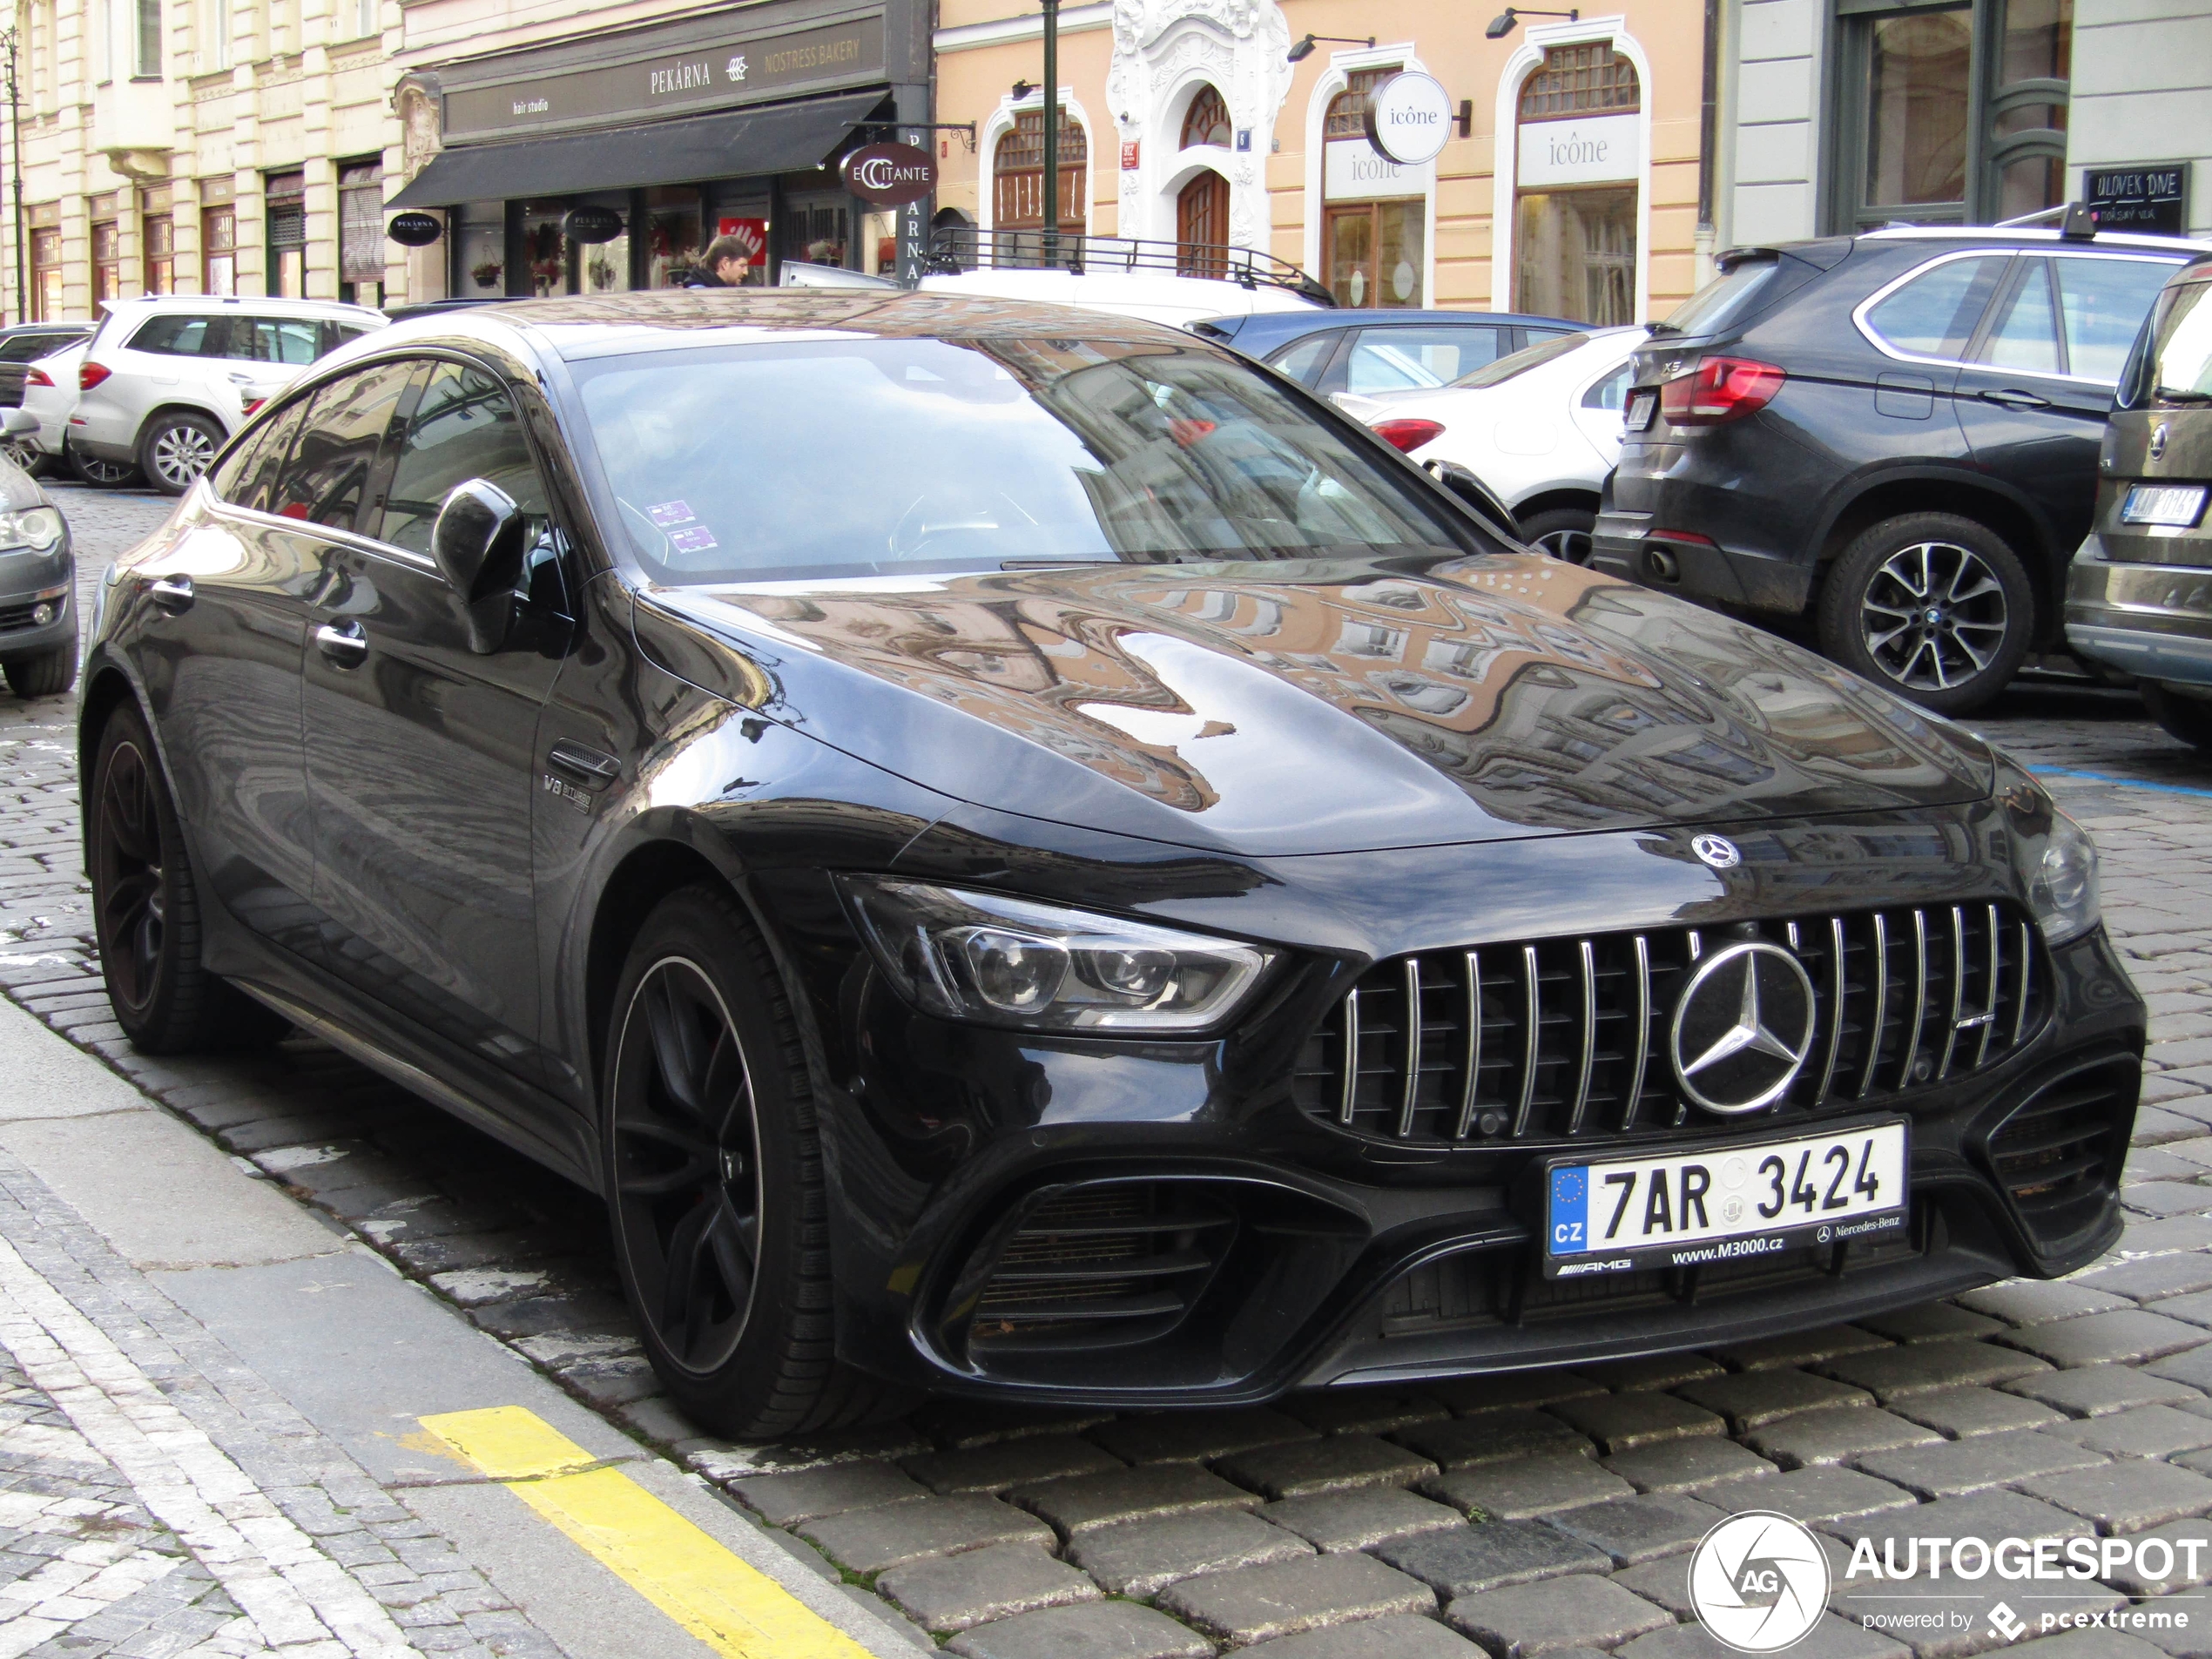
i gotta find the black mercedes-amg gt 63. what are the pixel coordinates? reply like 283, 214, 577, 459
79, 293, 2141, 1438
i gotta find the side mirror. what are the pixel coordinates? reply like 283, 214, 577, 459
430, 478, 529, 654
0, 409, 38, 437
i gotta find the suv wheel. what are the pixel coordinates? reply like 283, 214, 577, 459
138, 412, 225, 496
2142, 683, 2212, 752
1519, 506, 1596, 564
2, 438, 49, 479
1817, 512, 2033, 716
602, 884, 902, 1440
71, 446, 138, 488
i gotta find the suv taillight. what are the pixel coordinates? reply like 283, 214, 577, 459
1660, 356, 1784, 427
1373, 417, 1446, 453
78, 361, 111, 391
24, 368, 51, 388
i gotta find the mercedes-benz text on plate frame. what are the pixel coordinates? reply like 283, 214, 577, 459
1546, 1120, 1909, 1278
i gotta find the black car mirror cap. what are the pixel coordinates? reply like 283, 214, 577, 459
431, 478, 528, 654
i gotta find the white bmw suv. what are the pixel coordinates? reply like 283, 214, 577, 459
70, 295, 387, 494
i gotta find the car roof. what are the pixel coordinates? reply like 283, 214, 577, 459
1197, 307, 1580, 349
98, 293, 388, 322
358, 289, 1227, 365
1856, 226, 2212, 255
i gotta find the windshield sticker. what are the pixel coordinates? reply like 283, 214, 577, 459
668, 526, 719, 554
648, 501, 696, 527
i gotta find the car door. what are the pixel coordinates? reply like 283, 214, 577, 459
1952, 253, 2180, 564
296, 354, 570, 1086
121, 393, 321, 953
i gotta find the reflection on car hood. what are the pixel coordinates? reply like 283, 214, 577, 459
643, 554, 1993, 857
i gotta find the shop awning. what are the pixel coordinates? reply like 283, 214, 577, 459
388, 90, 886, 208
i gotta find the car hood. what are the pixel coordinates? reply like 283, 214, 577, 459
640, 553, 1993, 857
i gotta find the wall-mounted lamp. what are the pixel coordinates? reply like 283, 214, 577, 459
1011, 78, 1035, 98
1286, 32, 1377, 63
1484, 6, 1577, 37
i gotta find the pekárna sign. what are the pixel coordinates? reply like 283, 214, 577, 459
1517, 111, 1639, 188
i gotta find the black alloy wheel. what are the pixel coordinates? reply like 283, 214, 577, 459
70, 446, 138, 488
1519, 505, 1597, 564
2143, 683, 2212, 753
1817, 511, 2034, 717
602, 886, 900, 1438
86, 703, 285, 1051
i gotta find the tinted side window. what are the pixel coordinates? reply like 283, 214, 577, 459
1345, 326, 1503, 393
1865, 255, 2008, 360
0, 335, 57, 363
129, 314, 227, 357
1268, 333, 1337, 388
376, 361, 548, 555
1582, 363, 1632, 410
212, 399, 309, 514
1979, 260, 2062, 374
269, 362, 413, 531
225, 318, 323, 365
2054, 256, 2178, 383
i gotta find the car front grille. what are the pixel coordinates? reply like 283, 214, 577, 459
1294, 904, 2043, 1146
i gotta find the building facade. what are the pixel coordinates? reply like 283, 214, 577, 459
930, 0, 1717, 321
1710, 0, 2210, 246
7, 0, 407, 323
388, 0, 933, 301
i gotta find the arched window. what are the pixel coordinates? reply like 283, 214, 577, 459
1324, 65, 1400, 139
1177, 170, 1231, 275
1321, 65, 1421, 308
1180, 84, 1231, 150
1514, 43, 1641, 325
993, 110, 1087, 235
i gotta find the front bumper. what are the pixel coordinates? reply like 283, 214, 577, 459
0, 547, 75, 656
782, 812, 2144, 1408
2066, 535, 2212, 686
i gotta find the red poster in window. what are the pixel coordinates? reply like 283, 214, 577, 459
716, 218, 768, 260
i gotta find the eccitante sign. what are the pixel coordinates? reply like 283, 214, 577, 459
1517, 112, 1640, 187
840, 143, 936, 206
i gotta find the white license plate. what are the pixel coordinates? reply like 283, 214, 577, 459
1544, 1120, 1908, 1277
1626, 390, 1657, 432
2122, 484, 2208, 527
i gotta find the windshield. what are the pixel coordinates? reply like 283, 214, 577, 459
573, 335, 1487, 583
1660, 259, 1779, 337
2141, 280, 2212, 403
1449, 331, 1589, 388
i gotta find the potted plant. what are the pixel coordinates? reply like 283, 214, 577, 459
470, 260, 502, 289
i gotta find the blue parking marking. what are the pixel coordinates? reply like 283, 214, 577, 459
2030, 765, 2212, 802
1549, 1166, 1589, 1254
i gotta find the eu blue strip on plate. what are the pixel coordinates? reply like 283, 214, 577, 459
1550, 1165, 1588, 1254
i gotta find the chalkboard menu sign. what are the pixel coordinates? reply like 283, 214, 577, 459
2085, 164, 2190, 235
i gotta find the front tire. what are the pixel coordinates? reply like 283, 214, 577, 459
602, 885, 894, 1439
137, 412, 225, 496
1519, 505, 1597, 564
1817, 512, 2034, 716
2, 644, 77, 698
87, 703, 287, 1052
2143, 683, 2212, 752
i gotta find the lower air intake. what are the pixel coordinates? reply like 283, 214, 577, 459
1988, 1055, 2136, 1255
965, 1184, 1236, 1354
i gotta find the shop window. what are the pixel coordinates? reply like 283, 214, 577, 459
203, 206, 235, 294
1181, 84, 1231, 150
1834, 0, 2070, 230
994, 109, 1086, 237
1513, 44, 1641, 325
646, 187, 703, 287
266, 171, 306, 297
143, 214, 173, 293
91, 220, 122, 301
1177, 170, 1230, 275
520, 205, 563, 297
578, 210, 630, 294
30, 228, 62, 320
338, 161, 382, 307
1325, 203, 1424, 308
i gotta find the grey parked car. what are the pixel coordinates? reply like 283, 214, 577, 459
0, 409, 77, 698
2067, 253, 2212, 750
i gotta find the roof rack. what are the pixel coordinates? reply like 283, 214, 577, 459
926, 226, 1335, 307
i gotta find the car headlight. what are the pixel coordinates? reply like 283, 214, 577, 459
0, 506, 64, 554
1998, 766, 2101, 944
839, 878, 1278, 1033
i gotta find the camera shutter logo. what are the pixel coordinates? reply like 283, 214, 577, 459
1691, 1512, 1830, 1653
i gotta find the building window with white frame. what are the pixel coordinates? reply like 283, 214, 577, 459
1513, 43, 1639, 325
353, 0, 376, 39
135, 0, 162, 77
1321, 65, 1425, 308
206, 0, 229, 68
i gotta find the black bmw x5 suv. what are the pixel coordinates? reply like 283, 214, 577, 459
81, 293, 2142, 1437
1594, 224, 2202, 713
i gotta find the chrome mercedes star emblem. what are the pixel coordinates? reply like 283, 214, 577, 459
2152, 421, 2170, 461
1691, 834, 1741, 870
1669, 941, 1817, 1114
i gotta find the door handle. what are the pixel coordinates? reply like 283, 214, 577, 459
546, 740, 621, 790
147, 576, 193, 613
1979, 388, 2054, 411
314, 620, 368, 668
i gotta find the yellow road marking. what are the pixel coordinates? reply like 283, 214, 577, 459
420, 1406, 878, 1659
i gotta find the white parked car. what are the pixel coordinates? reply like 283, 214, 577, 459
1339, 326, 1646, 562
70, 295, 388, 494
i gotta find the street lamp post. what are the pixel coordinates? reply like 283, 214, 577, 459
1040, 0, 1059, 266
0, 30, 21, 326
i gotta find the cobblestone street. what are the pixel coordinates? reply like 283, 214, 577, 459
10, 482, 2212, 1658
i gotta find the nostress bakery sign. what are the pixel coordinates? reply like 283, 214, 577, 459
443, 12, 887, 143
